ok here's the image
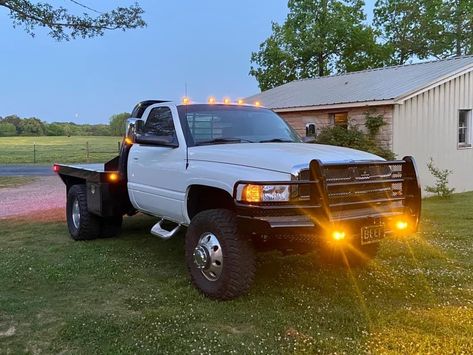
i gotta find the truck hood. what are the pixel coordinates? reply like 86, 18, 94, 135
188, 143, 384, 174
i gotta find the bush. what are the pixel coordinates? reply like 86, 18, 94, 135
425, 158, 455, 198
365, 112, 386, 138
315, 126, 395, 160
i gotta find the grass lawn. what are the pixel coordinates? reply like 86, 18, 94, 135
0, 136, 122, 164
0, 193, 472, 354
0, 176, 36, 189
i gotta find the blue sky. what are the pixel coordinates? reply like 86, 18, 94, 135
0, 0, 375, 124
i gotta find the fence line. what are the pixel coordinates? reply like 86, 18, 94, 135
1, 141, 121, 164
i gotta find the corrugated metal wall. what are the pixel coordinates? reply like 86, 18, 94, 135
393, 70, 473, 193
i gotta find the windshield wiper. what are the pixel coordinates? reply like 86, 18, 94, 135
196, 137, 254, 146
259, 138, 294, 143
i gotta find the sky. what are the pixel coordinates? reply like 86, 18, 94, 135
0, 0, 375, 124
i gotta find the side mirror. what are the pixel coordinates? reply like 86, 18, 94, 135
303, 136, 316, 143
135, 119, 144, 134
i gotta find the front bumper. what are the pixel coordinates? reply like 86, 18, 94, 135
233, 156, 422, 239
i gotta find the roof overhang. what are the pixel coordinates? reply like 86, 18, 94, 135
272, 99, 395, 113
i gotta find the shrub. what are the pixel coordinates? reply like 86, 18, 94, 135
315, 126, 395, 160
425, 158, 455, 198
365, 112, 386, 138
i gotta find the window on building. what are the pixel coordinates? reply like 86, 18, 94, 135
458, 110, 472, 148
332, 112, 348, 129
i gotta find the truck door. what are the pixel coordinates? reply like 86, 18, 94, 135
127, 105, 187, 222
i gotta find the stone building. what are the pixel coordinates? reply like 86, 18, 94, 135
247, 56, 473, 192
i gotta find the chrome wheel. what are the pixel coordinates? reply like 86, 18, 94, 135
72, 198, 81, 229
193, 232, 223, 281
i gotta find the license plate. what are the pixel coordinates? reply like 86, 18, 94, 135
361, 225, 385, 245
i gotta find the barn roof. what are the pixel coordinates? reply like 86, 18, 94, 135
247, 55, 473, 111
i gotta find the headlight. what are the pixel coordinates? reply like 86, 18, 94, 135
239, 184, 290, 203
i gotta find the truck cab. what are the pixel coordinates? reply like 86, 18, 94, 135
55, 100, 421, 300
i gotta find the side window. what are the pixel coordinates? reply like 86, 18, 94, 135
458, 109, 472, 148
144, 107, 177, 143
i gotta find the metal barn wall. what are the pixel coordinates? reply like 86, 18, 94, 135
393, 70, 473, 193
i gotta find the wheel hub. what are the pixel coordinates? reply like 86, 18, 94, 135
193, 232, 223, 281
72, 198, 81, 229
193, 246, 209, 269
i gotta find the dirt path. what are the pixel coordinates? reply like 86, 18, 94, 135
0, 176, 65, 220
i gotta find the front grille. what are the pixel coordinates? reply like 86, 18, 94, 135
296, 162, 406, 209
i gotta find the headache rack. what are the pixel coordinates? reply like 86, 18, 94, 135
235, 156, 422, 224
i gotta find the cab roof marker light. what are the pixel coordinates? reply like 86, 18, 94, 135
182, 97, 191, 105
254, 101, 261, 107
237, 99, 245, 105
208, 97, 216, 104
223, 98, 231, 105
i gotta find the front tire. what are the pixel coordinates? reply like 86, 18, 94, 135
185, 209, 256, 300
66, 184, 101, 240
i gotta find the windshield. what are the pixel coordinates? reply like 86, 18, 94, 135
177, 104, 301, 146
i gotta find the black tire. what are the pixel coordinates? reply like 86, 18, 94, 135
100, 216, 123, 238
319, 237, 379, 267
185, 209, 256, 300
66, 184, 101, 241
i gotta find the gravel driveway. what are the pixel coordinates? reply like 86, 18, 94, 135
0, 176, 65, 220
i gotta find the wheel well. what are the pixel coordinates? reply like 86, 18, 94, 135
187, 185, 235, 220
59, 174, 85, 192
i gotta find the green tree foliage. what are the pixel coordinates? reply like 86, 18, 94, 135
18, 117, 46, 136
0, 122, 17, 136
250, 0, 386, 90
109, 112, 131, 136
316, 126, 395, 160
45, 123, 66, 136
435, 0, 473, 57
2, 115, 21, 134
0, 0, 146, 41
374, 0, 472, 64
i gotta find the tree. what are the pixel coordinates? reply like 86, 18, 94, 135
18, 117, 45, 135
0, 122, 17, 136
2, 115, 21, 134
45, 123, 65, 136
373, 0, 444, 64
434, 0, 473, 57
373, 0, 472, 63
109, 112, 131, 136
0, 0, 146, 41
250, 0, 385, 91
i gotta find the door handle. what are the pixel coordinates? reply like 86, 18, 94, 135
133, 157, 139, 161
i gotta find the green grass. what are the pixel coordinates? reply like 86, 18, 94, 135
0, 136, 122, 164
0, 176, 36, 188
1, 194, 472, 354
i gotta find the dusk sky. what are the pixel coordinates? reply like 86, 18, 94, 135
0, 0, 375, 124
